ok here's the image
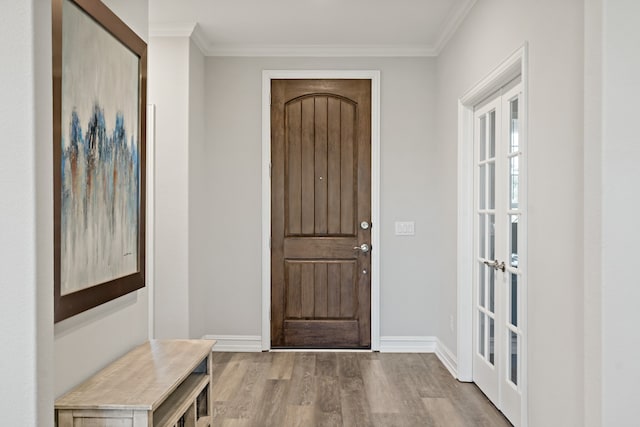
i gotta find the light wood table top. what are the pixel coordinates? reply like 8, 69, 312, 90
55, 339, 215, 411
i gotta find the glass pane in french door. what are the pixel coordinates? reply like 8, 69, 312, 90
479, 262, 486, 308
479, 312, 485, 357
510, 215, 518, 267
480, 115, 487, 161
508, 271, 520, 386
510, 273, 518, 327
510, 98, 519, 153
477, 262, 495, 367
509, 330, 518, 385
489, 110, 496, 158
489, 214, 495, 260
506, 94, 522, 392
510, 156, 519, 209
488, 162, 495, 209
489, 316, 495, 364
479, 214, 486, 258
488, 267, 495, 313
476, 106, 497, 368
479, 166, 486, 209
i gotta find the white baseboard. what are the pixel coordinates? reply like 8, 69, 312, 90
435, 338, 458, 379
202, 335, 262, 352
203, 334, 457, 377
379, 336, 458, 379
379, 336, 438, 352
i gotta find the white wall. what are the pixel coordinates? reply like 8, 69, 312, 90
149, 34, 208, 339
149, 36, 191, 338
54, 292, 149, 395
0, 1, 49, 424
34, 0, 55, 422
583, 0, 602, 425
600, 0, 640, 424
53, 0, 150, 397
436, 0, 585, 425
202, 57, 440, 340
98, 0, 148, 42
188, 39, 207, 339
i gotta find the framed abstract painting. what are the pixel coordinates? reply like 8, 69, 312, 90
53, 0, 147, 322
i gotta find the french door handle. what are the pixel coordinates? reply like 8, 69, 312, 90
353, 243, 370, 253
483, 259, 505, 272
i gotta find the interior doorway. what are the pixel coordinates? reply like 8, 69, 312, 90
456, 45, 528, 427
472, 78, 524, 425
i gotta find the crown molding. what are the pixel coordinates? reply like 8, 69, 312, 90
433, 0, 477, 55
205, 44, 437, 57
189, 24, 209, 55
148, 22, 208, 54
149, 22, 195, 37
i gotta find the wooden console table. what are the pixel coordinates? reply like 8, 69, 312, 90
55, 339, 216, 427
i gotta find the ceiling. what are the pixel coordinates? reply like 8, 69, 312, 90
149, 0, 477, 56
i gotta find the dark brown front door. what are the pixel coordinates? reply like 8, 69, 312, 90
271, 79, 372, 348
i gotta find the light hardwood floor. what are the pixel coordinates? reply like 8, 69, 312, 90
210, 352, 512, 427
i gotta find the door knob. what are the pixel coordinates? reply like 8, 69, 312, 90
353, 243, 370, 253
360, 221, 370, 230
483, 259, 505, 272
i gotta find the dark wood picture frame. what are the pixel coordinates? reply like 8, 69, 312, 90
53, 0, 147, 322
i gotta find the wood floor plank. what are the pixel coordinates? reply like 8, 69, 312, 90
287, 353, 317, 406
378, 353, 434, 420
450, 383, 513, 427
423, 398, 467, 427
283, 405, 315, 427
389, 353, 446, 399
211, 400, 230, 426
221, 419, 251, 427
372, 413, 436, 427
359, 358, 401, 414
211, 360, 248, 402
340, 376, 374, 427
315, 375, 343, 426
336, 352, 360, 378
315, 352, 338, 377
253, 379, 290, 427
207, 352, 511, 426
211, 352, 234, 384
268, 352, 295, 380
223, 359, 270, 420
212, 352, 234, 364
417, 353, 459, 398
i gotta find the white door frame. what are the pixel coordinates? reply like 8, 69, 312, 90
261, 70, 381, 351
456, 45, 528, 425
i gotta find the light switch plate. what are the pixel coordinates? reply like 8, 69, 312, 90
395, 221, 415, 236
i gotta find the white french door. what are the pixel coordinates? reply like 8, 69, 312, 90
473, 79, 525, 426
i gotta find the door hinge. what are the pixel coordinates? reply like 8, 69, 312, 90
269, 236, 272, 249
269, 162, 272, 178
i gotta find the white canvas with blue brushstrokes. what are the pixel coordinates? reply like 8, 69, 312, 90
61, 0, 139, 295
